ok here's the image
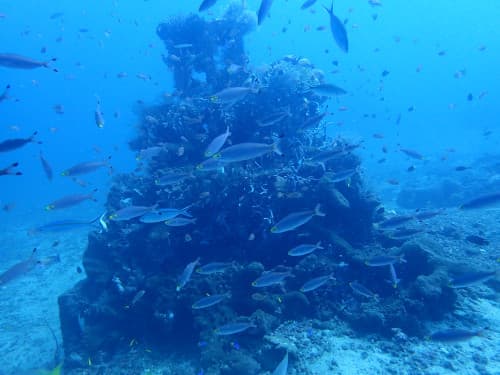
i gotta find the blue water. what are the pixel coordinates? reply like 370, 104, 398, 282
1, 0, 499, 373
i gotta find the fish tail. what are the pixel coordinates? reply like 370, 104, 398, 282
316, 241, 323, 249
323, 1, 333, 15
314, 204, 326, 217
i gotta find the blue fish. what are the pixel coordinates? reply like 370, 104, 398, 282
257, 0, 274, 25
323, 2, 348, 53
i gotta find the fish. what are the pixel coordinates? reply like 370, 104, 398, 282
0, 162, 22, 176
328, 168, 357, 183
257, 0, 274, 25
459, 192, 500, 209
214, 141, 282, 163
45, 190, 98, 211
323, 2, 348, 53
376, 214, 415, 229
0, 131, 40, 152
288, 241, 323, 256
388, 264, 400, 288
448, 270, 499, 288
0, 84, 11, 102
400, 148, 424, 160
61, 157, 111, 176
214, 322, 256, 335
429, 328, 485, 343
465, 235, 489, 246
349, 281, 377, 299
155, 171, 192, 186
33, 216, 100, 233
301, 0, 317, 10
205, 126, 231, 157
164, 217, 197, 227
272, 352, 288, 375
95, 97, 105, 128
252, 271, 292, 287
300, 274, 335, 292
131, 290, 146, 306
177, 258, 200, 291
199, 0, 218, 11
0, 53, 57, 71
365, 255, 406, 267
196, 262, 233, 275
211, 86, 257, 105
0, 248, 38, 285
271, 204, 325, 233
192, 293, 230, 309
109, 204, 157, 221
196, 157, 228, 172
308, 83, 347, 96
256, 108, 291, 127
39, 151, 53, 181
36, 254, 61, 267
139, 205, 192, 223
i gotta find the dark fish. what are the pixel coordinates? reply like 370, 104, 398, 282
39, 151, 53, 181
465, 235, 489, 246
467, 93, 473, 101
199, 0, 217, 11
429, 328, 485, 342
400, 148, 423, 160
460, 192, 500, 209
0, 248, 38, 285
0, 84, 11, 102
323, 2, 349, 53
301, 0, 317, 10
0, 53, 57, 71
381, 70, 390, 77
454, 166, 469, 171
50, 12, 64, 20
257, 0, 274, 25
0, 162, 22, 176
0, 131, 40, 152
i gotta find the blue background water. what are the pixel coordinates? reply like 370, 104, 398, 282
0, 0, 498, 233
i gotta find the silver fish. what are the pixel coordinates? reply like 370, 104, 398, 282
192, 293, 229, 309
271, 204, 325, 233
300, 274, 334, 292
205, 126, 231, 157
139, 205, 192, 223
196, 262, 232, 275
365, 255, 406, 267
252, 271, 292, 287
214, 322, 256, 336
177, 258, 200, 292
214, 142, 282, 163
109, 204, 157, 221
288, 241, 323, 256
164, 217, 197, 227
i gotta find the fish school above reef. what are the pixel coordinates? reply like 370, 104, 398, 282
58, 6, 465, 374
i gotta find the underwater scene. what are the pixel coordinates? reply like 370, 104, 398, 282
0, 0, 499, 374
